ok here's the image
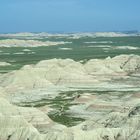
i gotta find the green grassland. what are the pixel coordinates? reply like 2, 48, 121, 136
0, 36, 140, 73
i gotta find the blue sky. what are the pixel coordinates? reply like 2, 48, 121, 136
0, 0, 140, 33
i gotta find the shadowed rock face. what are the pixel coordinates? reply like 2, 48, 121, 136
0, 54, 140, 139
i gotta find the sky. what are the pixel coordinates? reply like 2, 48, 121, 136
0, 0, 140, 33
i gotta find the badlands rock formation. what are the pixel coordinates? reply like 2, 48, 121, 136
0, 32, 133, 38
84, 54, 140, 75
0, 93, 140, 139
0, 54, 140, 103
0, 61, 11, 66
0, 94, 140, 140
0, 39, 71, 47
0, 54, 140, 139
0, 97, 68, 140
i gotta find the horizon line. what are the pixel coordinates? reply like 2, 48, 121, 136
0, 30, 139, 34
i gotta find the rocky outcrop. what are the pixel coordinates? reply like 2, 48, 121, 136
0, 39, 71, 47
69, 92, 140, 139
0, 62, 11, 66
0, 97, 43, 140
0, 55, 140, 139
0, 97, 69, 140
1, 96, 140, 140
0, 32, 131, 38
84, 54, 140, 75
0, 55, 140, 104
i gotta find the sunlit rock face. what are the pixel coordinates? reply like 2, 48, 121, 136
84, 54, 140, 76
0, 97, 69, 140
1, 95, 140, 140
35, 58, 97, 86
0, 55, 140, 139
0, 97, 44, 140
0, 54, 140, 104
0, 62, 11, 66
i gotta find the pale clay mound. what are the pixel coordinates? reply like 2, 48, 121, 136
0, 62, 11, 66
0, 54, 140, 139
0, 93, 140, 139
0, 39, 71, 47
0, 54, 140, 103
